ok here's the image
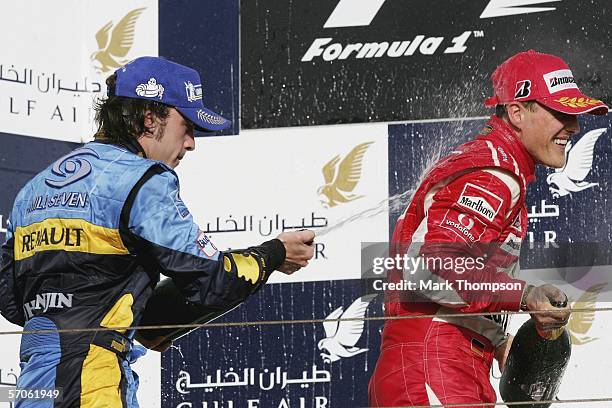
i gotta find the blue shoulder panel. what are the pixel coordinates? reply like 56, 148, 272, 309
128, 171, 220, 261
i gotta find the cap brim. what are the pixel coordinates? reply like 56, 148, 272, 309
539, 93, 609, 116
177, 106, 231, 132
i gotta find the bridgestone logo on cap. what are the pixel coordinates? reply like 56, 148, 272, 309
514, 80, 531, 99
543, 69, 578, 94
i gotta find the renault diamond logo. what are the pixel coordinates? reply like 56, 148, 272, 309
90, 8, 146, 73
318, 141, 373, 208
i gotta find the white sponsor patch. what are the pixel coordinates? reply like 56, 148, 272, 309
196, 230, 218, 258
501, 232, 522, 257
440, 210, 487, 246
457, 183, 503, 222
543, 69, 578, 94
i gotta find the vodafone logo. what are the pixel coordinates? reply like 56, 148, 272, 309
458, 214, 474, 230
446, 216, 476, 242
440, 210, 487, 245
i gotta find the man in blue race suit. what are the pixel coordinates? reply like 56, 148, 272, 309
0, 56, 315, 407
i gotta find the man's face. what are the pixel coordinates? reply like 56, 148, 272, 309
518, 102, 580, 168
140, 108, 195, 168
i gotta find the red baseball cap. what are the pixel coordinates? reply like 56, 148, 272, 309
484, 50, 609, 115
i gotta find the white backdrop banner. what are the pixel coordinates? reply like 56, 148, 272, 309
0, 0, 158, 142
176, 123, 390, 283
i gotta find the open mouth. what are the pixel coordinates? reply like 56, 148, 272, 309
553, 138, 568, 146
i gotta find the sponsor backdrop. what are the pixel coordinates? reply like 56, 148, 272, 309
159, 0, 240, 136
241, 0, 612, 128
0, 0, 159, 142
175, 124, 389, 283
1, 1, 611, 408
0, 0, 239, 142
160, 115, 611, 407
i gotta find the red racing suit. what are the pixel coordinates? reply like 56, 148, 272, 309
369, 116, 536, 407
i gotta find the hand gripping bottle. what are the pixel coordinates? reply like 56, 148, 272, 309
500, 300, 571, 408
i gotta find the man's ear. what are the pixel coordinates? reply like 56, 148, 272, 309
505, 102, 524, 129
142, 110, 156, 137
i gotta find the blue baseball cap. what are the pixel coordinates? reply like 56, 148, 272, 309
114, 56, 230, 131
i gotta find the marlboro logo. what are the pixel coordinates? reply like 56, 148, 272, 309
457, 183, 503, 222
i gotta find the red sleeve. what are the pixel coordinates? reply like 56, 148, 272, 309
415, 169, 525, 312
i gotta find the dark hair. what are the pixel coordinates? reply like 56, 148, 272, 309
93, 74, 170, 142
495, 101, 538, 118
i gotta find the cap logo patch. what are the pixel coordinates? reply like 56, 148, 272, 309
514, 80, 531, 99
135, 78, 164, 99
543, 69, 578, 94
185, 81, 203, 102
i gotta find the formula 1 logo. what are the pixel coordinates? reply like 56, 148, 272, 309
45, 148, 100, 188
324, 0, 563, 28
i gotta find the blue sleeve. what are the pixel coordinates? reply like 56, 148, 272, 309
0, 216, 25, 326
127, 169, 285, 311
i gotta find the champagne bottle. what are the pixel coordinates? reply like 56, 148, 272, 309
500, 318, 571, 408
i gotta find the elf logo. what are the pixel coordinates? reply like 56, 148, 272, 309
324, 0, 563, 28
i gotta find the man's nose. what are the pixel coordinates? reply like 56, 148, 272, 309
185, 134, 195, 151
566, 115, 580, 135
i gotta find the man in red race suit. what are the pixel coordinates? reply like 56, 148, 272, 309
369, 50, 609, 407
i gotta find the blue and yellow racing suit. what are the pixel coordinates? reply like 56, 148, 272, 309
0, 141, 285, 407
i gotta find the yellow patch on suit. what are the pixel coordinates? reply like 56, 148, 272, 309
101, 294, 134, 333
80, 344, 122, 407
14, 218, 129, 260
224, 253, 260, 284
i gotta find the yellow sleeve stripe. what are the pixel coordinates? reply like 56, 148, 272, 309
14, 218, 129, 260
224, 253, 261, 285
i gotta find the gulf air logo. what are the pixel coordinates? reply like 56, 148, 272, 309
90, 8, 147, 73
323, 0, 563, 28
568, 283, 606, 345
318, 142, 373, 208
547, 128, 605, 198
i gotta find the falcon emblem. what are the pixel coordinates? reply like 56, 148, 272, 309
318, 141, 373, 208
546, 128, 606, 198
568, 283, 606, 345
90, 8, 146, 73
317, 294, 376, 363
